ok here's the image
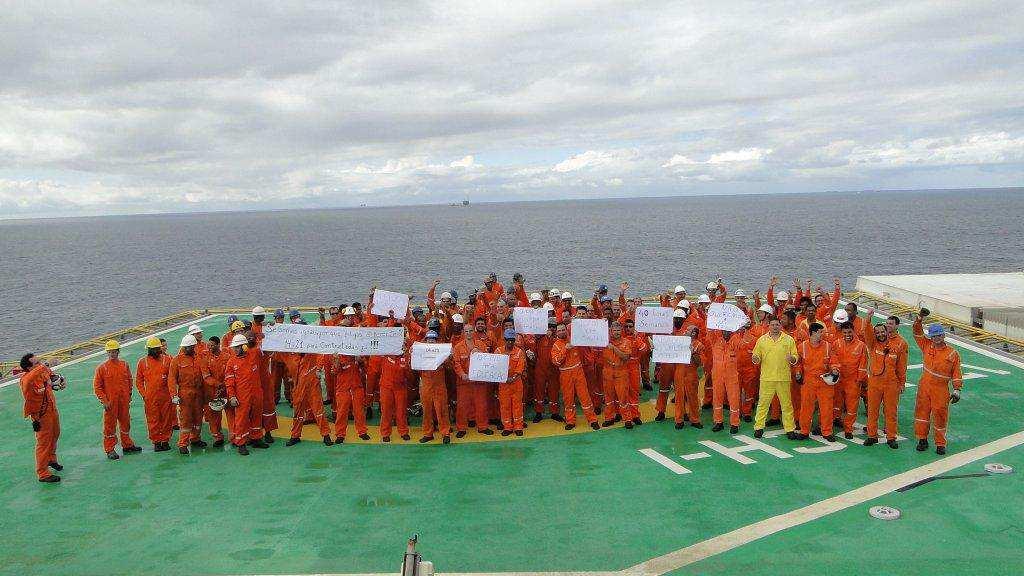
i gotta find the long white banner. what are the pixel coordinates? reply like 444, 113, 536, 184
261, 323, 405, 355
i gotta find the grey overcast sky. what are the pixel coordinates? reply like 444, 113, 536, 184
1, 1, 1022, 217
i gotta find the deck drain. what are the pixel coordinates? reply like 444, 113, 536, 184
869, 505, 901, 520
984, 463, 1014, 474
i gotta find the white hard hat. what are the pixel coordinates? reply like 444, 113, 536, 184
673, 309, 686, 318
530, 292, 543, 302
733, 289, 747, 298
706, 281, 718, 292
758, 304, 775, 315
252, 306, 266, 315
561, 291, 573, 300
342, 306, 356, 316
451, 313, 465, 324
542, 302, 554, 311
674, 285, 686, 294
697, 294, 711, 304
440, 291, 452, 300
832, 309, 850, 324
180, 334, 198, 348
776, 290, 789, 301
550, 289, 561, 298
187, 324, 202, 335
676, 299, 691, 309
230, 334, 248, 348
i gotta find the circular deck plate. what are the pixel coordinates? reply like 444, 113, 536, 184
984, 463, 1014, 474
869, 505, 902, 520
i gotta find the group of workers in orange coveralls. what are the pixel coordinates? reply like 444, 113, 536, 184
19, 273, 964, 483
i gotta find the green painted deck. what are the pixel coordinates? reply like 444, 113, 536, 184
1, 313, 1022, 576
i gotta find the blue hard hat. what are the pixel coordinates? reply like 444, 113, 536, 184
450, 290, 459, 301
503, 328, 516, 340
926, 323, 945, 337
273, 308, 285, 318
412, 306, 425, 315
227, 314, 238, 324
599, 284, 608, 292
425, 330, 439, 339
289, 309, 301, 318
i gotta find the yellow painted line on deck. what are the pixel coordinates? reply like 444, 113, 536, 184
277, 400, 671, 444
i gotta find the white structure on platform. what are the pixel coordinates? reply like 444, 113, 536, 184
855, 272, 1024, 339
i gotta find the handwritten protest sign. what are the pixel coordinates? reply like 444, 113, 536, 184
468, 352, 510, 383
706, 302, 750, 332
634, 306, 673, 334
570, 318, 609, 347
651, 335, 692, 364
370, 289, 410, 320
513, 307, 548, 334
261, 323, 404, 356
411, 342, 452, 370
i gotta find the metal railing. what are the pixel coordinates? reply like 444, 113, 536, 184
844, 291, 1024, 356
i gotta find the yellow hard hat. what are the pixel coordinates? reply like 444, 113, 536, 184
104, 340, 120, 351
230, 320, 245, 332
145, 337, 161, 349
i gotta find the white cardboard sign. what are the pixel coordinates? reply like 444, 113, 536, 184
411, 342, 452, 371
261, 323, 404, 356
570, 318, 609, 347
651, 335, 692, 364
634, 306, 673, 334
706, 302, 750, 332
468, 352, 510, 383
513, 307, 548, 335
370, 289, 410, 320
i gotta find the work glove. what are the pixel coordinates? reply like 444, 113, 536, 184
172, 396, 181, 405
229, 396, 239, 407
32, 420, 41, 432
951, 389, 961, 404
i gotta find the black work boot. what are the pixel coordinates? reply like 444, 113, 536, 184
916, 439, 929, 452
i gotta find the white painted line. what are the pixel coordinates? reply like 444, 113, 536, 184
0, 314, 218, 390
621, 429, 1024, 576
962, 364, 1011, 375
639, 448, 692, 474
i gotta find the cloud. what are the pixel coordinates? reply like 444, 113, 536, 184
1, 1, 1022, 216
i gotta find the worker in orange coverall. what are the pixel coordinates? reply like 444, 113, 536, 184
19, 353, 64, 482
601, 321, 636, 429
136, 337, 173, 452
621, 316, 648, 427
709, 328, 743, 433
912, 312, 963, 455
550, 322, 600, 431
531, 318, 563, 423
414, 330, 453, 444
284, 352, 333, 447
379, 340, 412, 443
202, 336, 229, 447
794, 322, 840, 441
832, 319, 867, 439
862, 310, 908, 449
498, 328, 528, 436
93, 340, 142, 459
224, 333, 267, 455
169, 333, 210, 454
